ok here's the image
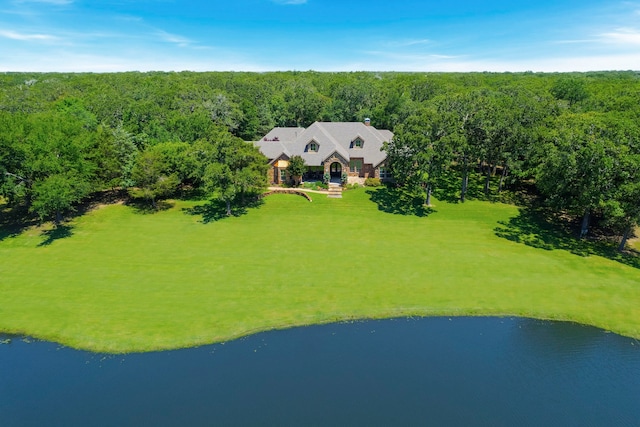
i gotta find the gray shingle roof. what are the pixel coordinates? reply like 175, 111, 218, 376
260, 127, 305, 143
255, 122, 392, 167
253, 140, 290, 162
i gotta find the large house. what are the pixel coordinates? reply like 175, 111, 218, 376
254, 119, 393, 185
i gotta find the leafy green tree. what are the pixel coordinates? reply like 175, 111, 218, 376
281, 81, 327, 127
286, 155, 306, 187
54, 98, 98, 131
386, 108, 453, 205
607, 174, 640, 251
203, 93, 243, 133
535, 113, 620, 238
598, 119, 640, 250
0, 112, 30, 204
550, 77, 589, 107
434, 92, 478, 202
203, 162, 236, 216
112, 125, 140, 188
31, 172, 91, 223
90, 124, 139, 190
150, 141, 193, 186
494, 87, 553, 192
129, 149, 179, 209
4, 110, 97, 217
200, 131, 268, 215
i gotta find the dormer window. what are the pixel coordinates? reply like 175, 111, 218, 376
307, 141, 319, 152
352, 137, 364, 149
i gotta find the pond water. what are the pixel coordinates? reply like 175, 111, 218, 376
1, 317, 639, 427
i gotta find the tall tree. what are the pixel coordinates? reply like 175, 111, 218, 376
200, 130, 268, 215
386, 108, 453, 206
434, 92, 479, 202
19, 111, 95, 219
535, 112, 620, 238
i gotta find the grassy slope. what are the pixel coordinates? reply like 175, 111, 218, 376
1, 189, 639, 353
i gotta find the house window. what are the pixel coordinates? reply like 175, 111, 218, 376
350, 159, 363, 173
379, 167, 392, 179
308, 142, 318, 152
280, 169, 287, 182
352, 138, 363, 148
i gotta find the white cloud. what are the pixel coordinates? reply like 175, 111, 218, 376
552, 39, 598, 45
599, 28, 640, 45
155, 30, 193, 47
0, 29, 57, 41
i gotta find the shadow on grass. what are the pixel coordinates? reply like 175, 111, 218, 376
432, 169, 539, 206
0, 189, 125, 245
38, 224, 74, 247
183, 197, 264, 224
0, 203, 38, 242
175, 186, 209, 201
126, 199, 175, 215
367, 187, 435, 217
494, 206, 640, 269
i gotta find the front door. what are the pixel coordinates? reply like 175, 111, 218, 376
330, 162, 342, 178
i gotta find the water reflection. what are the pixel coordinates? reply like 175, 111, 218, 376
1, 318, 639, 427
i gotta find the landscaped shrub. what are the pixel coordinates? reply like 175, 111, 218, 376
346, 183, 360, 190
302, 181, 328, 190
365, 177, 382, 187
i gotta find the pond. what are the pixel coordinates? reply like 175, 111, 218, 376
1, 317, 639, 426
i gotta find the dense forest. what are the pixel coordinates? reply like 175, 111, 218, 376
1, 71, 640, 249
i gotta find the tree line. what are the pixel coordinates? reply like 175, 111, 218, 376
1, 71, 640, 248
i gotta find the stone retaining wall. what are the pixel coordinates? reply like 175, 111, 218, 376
261, 189, 313, 202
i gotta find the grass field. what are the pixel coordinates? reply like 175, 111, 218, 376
1, 188, 639, 353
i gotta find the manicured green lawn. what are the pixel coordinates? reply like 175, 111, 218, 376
1, 188, 639, 353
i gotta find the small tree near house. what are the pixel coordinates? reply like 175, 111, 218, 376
286, 155, 306, 187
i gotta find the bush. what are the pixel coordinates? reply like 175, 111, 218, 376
365, 177, 382, 187
341, 172, 348, 185
317, 182, 329, 190
323, 172, 330, 184
346, 183, 360, 190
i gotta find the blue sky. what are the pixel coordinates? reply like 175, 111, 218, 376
1, 0, 639, 72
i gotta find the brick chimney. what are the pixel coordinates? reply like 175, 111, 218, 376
364, 118, 371, 126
